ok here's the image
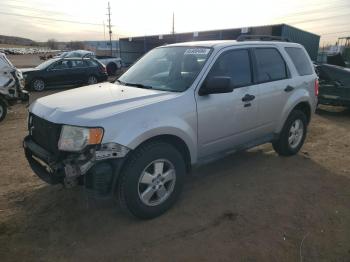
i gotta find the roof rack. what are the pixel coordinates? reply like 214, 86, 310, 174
236, 35, 290, 42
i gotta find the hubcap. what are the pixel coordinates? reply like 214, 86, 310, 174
288, 119, 304, 149
33, 80, 45, 91
88, 76, 97, 84
138, 159, 176, 206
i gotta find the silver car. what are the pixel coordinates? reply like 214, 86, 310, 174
24, 39, 318, 219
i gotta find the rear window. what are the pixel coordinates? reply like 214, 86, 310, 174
285, 47, 313, 76
254, 48, 288, 82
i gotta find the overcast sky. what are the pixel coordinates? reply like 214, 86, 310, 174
0, 0, 349, 44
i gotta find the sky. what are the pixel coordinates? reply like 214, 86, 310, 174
0, 0, 349, 45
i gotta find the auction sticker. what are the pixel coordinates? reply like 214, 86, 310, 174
184, 48, 210, 55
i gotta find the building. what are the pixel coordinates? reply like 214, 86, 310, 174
119, 24, 320, 65
84, 40, 120, 57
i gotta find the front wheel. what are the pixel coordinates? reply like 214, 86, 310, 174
0, 99, 7, 122
272, 110, 307, 156
117, 141, 186, 219
32, 79, 46, 91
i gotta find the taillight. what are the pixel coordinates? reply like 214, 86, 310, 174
314, 79, 319, 96
100, 65, 107, 73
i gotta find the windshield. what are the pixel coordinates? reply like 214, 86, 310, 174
36, 59, 59, 70
118, 46, 212, 92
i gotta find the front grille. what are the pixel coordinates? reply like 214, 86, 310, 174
29, 114, 62, 154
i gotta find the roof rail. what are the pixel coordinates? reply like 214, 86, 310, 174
236, 35, 290, 42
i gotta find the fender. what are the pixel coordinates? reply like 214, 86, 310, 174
124, 125, 197, 164
275, 88, 312, 133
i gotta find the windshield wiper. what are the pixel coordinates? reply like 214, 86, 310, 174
115, 79, 125, 85
123, 82, 153, 89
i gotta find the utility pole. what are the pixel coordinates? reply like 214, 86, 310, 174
107, 2, 113, 56
172, 12, 175, 35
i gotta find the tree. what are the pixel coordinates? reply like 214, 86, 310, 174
67, 41, 86, 50
47, 39, 58, 49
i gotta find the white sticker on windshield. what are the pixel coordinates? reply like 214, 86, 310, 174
184, 48, 210, 55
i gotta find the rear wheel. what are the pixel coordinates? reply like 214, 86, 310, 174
32, 79, 45, 91
117, 141, 186, 219
272, 110, 307, 156
0, 99, 7, 122
107, 63, 117, 76
87, 75, 98, 85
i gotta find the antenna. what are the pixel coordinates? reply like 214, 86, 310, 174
172, 12, 175, 35
107, 2, 113, 56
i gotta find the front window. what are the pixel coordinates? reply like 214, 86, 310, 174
118, 46, 212, 92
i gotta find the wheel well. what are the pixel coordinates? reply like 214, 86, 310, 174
107, 62, 117, 68
135, 135, 192, 172
293, 102, 311, 123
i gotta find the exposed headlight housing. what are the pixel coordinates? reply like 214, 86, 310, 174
58, 125, 104, 152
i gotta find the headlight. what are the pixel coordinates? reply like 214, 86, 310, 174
58, 125, 104, 152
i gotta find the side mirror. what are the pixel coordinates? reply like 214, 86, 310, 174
199, 76, 233, 96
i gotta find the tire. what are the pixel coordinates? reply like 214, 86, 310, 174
107, 63, 117, 76
31, 79, 45, 91
272, 110, 307, 156
0, 99, 7, 122
87, 75, 98, 85
117, 141, 186, 219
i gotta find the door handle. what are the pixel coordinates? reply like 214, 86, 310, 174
242, 94, 255, 102
284, 85, 295, 92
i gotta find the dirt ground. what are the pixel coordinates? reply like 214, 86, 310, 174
0, 89, 350, 261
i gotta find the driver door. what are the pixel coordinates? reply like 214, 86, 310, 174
196, 48, 260, 159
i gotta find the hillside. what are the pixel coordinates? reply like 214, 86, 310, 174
0, 35, 37, 46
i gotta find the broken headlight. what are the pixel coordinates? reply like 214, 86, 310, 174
58, 125, 104, 152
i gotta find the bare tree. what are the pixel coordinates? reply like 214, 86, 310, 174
67, 41, 86, 50
47, 39, 58, 49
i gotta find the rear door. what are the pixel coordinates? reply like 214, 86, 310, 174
252, 47, 292, 135
196, 48, 261, 159
71, 60, 88, 84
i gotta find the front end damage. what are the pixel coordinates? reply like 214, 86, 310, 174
23, 125, 130, 198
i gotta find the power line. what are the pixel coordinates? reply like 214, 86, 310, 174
0, 11, 102, 26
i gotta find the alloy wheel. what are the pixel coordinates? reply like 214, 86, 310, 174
288, 119, 304, 149
138, 159, 176, 206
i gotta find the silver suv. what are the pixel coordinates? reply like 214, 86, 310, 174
24, 39, 318, 219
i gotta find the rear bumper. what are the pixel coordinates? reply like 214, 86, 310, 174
23, 136, 125, 197
99, 73, 108, 82
318, 96, 350, 107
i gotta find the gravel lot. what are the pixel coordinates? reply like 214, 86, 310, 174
0, 88, 350, 261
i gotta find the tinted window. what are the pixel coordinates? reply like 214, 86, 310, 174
255, 48, 287, 82
208, 49, 252, 87
72, 60, 86, 68
85, 60, 99, 67
52, 60, 71, 70
285, 47, 313, 76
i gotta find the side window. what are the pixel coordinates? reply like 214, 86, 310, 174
254, 48, 287, 82
52, 60, 70, 70
285, 47, 313, 76
72, 60, 86, 68
207, 49, 252, 87
85, 60, 98, 67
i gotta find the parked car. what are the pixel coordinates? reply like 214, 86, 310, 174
315, 63, 350, 107
23, 38, 318, 219
21, 57, 108, 91
55, 50, 122, 75
0, 52, 29, 121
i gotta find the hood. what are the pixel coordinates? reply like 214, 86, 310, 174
30, 82, 180, 125
20, 68, 39, 73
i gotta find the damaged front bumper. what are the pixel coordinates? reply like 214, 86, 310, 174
23, 136, 128, 197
